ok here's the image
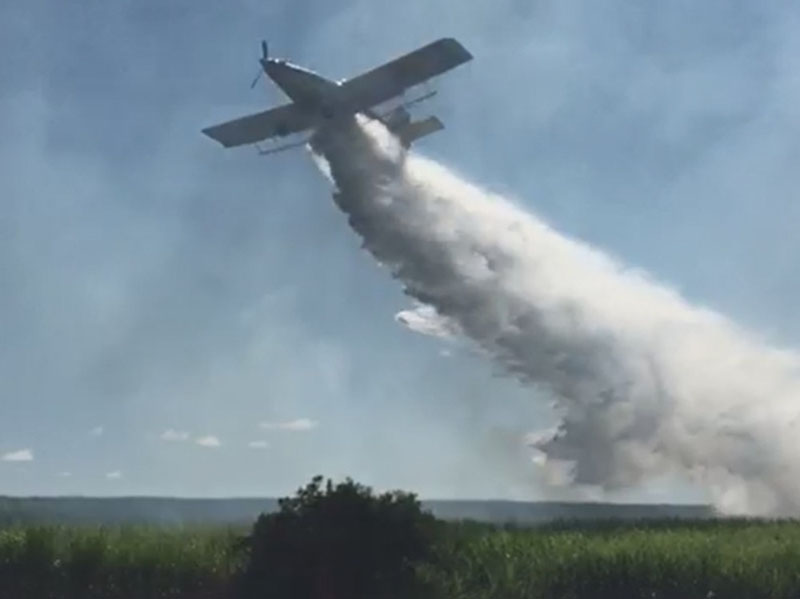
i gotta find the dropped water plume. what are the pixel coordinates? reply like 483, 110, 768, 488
308, 116, 800, 516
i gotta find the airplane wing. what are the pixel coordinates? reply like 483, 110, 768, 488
201, 103, 313, 148
339, 38, 472, 111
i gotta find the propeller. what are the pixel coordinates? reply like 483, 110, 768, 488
249, 70, 263, 89
249, 40, 269, 89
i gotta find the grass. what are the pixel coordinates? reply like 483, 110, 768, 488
0, 524, 244, 598
422, 518, 800, 599
3, 518, 800, 598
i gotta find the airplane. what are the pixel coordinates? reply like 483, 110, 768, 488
201, 37, 473, 155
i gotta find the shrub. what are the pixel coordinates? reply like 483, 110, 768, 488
239, 475, 439, 599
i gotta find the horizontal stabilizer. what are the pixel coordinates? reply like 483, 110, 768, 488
396, 116, 444, 146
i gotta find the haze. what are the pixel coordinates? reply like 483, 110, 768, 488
2, 1, 799, 502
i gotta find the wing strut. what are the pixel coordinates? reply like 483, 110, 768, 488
255, 137, 311, 156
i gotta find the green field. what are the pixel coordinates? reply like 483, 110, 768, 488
426, 519, 800, 599
3, 519, 800, 598
0, 525, 243, 598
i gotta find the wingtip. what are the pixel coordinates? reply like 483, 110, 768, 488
201, 126, 233, 148
438, 37, 473, 62
200, 126, 218, 142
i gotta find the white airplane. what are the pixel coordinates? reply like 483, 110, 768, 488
201, 38, 472, 155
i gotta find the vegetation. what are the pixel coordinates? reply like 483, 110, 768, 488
238, 475, 439, 599
3, 479, 800, 598
423, 518, 800, 599
0, 524, 241, 598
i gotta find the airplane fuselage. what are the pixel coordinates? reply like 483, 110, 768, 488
262, 58, 344, 119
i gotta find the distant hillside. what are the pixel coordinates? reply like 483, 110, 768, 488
424, 499, 715, 524
0, 496, 715, 526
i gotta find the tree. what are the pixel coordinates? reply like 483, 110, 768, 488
239, 475, 439, 599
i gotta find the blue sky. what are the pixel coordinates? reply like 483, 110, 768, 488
1, 0, 799, 500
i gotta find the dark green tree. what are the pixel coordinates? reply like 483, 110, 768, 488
239, 475, 439, 599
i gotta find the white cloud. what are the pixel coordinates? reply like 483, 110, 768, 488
248, 440, 269, 449
160, 429, 190, 442
2, 449, 33, 462
259, 418, 318, 432
195, 435, 221, 448
105, 471, 122, 480
89, 426, 104, 437
58, 471, 72, 478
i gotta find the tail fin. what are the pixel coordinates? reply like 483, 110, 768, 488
396, 116, 444, 146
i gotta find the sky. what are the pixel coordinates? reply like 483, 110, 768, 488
1, 0, 799, 500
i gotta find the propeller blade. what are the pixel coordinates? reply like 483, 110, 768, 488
250, 40, 269, 89
249, 68, 263, 89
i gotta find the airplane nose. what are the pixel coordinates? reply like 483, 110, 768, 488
260, 59, 279, 79
261, 58, 285, 73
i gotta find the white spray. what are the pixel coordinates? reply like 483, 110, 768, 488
309, 115, 800, 516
